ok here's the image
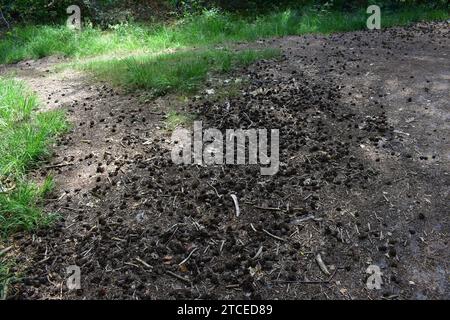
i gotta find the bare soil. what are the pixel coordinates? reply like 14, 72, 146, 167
2, 21, 449, 300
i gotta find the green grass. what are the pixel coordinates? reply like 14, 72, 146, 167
0, 255, 11, 299
0, 77, 66, 298
165, 111, 196, 131
79, 48, 279, 95
0, 78, 67, 236
0, 177, 57, 236
0, 6, 448, 65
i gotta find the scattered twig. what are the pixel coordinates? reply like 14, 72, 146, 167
315, 253, 331, 276
166, 270, 191, 284
262, 229, 287, 242
208, 182, 222, 198
253, 205, 283, 211
135, 257, 152, 269
61, 206, 84, 212
230, 194, 240, 217
37, 257, 50, 264
252, 246, 263, 259
393, 130, 410, 136
124, 262, 140, 268
292, 215, 323, 224
0, 246, 13, 257
219, 240, 226, 253
252, 205, 307, 213
303, 194, 312, 201
274, 268, 338, 284
179, 247, 198, 266
0, 9, 9, 29
44, 162, 74, 169
225, 284, 240, 289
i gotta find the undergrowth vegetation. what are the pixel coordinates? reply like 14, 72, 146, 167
0, 78, 67, 298
0, 255, 10, 299
79, 48, 279, 94
0, 78, 67, 237
0, 6, 448, 65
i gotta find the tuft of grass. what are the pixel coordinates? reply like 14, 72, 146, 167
0, 79, 67, 178
0, 177, 58, 236
0, 77, 66, 299
79, 48, 279, 95
0, 6, 448, 65
0, 256, 11, 300
0, 78, 67, 236
211, 79, 247, 103
165, 111, 196, 131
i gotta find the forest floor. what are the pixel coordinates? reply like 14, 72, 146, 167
1, 21, 448, 299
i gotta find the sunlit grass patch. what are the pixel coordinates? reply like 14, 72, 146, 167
165, 111, 196, 131
0, 78, 67, 236
0, 79, 67, 177
79, 48, 279, 95
1, 6, 447, 65
0, 177, 58, 237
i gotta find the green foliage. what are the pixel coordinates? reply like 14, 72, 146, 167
0, 78, 67, 177
168, 0, 449, 14
0, 77, 67, 237
0, 256, 11, 300
0, 0, 447, 27
165, 111, 196, 130
0, 0, 74, 23
0, 178, 58, 236
79, 48, 279, 95
0, 0, 164, 26
1, 6, 448, 65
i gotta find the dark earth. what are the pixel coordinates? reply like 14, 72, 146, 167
1, 21, 449, 299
